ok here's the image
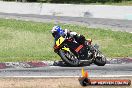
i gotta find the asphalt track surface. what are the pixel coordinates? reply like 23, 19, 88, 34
0, 12, 132, 33
0, 64, 132, 77
0, 12, 132, 77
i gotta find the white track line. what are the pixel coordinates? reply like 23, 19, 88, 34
1, 75, 132, 78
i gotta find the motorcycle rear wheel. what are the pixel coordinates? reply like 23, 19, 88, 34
94, 51, 106, 66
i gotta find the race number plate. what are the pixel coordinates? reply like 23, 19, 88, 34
56, 36, 65, 47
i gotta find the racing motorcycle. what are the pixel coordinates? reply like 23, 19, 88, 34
53, 36, 106, 66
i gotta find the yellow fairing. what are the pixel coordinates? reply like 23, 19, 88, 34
56, 36, 65, 46
56, 36, 70, 52
62, 47, 70, 52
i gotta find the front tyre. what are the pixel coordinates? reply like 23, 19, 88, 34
59, 49, 79, 67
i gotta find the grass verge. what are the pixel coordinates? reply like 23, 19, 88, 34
0, 18, 132, 62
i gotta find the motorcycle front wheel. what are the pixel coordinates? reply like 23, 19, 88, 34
59, 49, 79, 67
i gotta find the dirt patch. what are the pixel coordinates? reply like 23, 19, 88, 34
0, 77, 131, 88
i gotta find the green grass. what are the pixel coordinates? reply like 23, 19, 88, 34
0, 18, 132, 62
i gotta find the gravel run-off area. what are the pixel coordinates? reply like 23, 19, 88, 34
0, 77, 131, 88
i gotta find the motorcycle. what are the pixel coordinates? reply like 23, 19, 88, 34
53, 36, 106, 66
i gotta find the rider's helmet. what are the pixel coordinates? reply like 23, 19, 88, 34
51, 26, 60, 33
51, 26, 64, 38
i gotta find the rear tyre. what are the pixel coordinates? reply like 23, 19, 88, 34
59, 49, 79, 67
94, 51, 106, 66
94, 56, 106, 66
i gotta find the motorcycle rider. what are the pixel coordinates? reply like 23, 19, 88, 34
51, 26, 86, 46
